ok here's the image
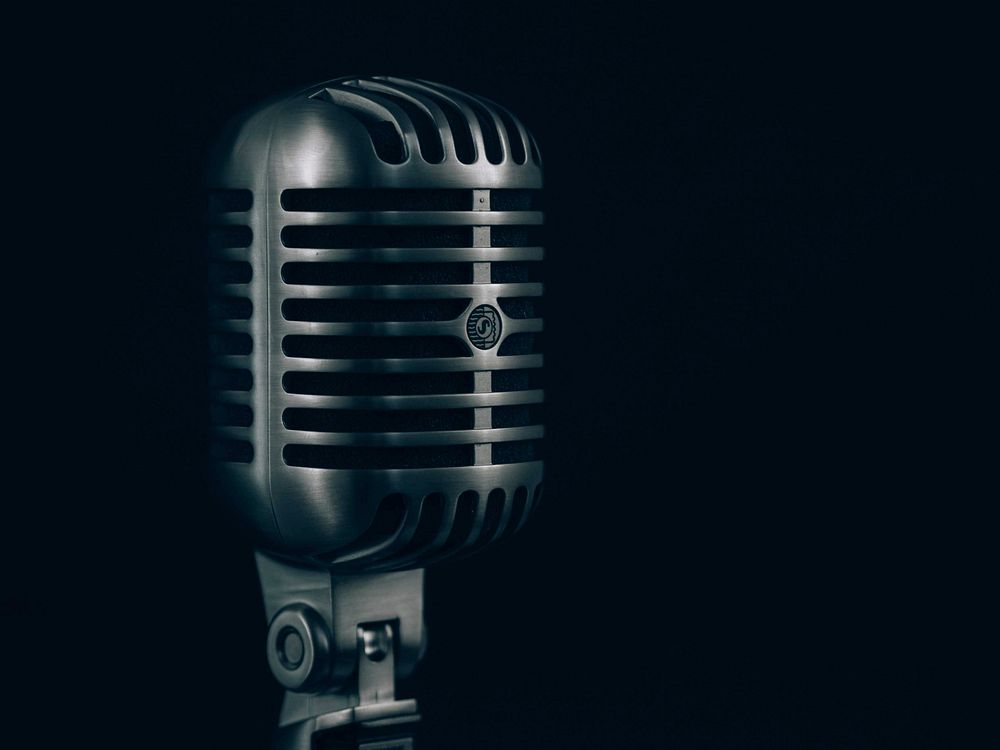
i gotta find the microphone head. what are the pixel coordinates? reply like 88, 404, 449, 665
207, 77, 544, 570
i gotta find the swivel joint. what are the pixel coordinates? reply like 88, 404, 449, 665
266, 604, 332, 692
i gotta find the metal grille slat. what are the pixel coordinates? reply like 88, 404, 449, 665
278, 318, 541, 337
280, 390, 544, 409
280, 321, 466, 336
278, 282, 541, 300
277, 246, 543, 263
280, 211, 542, 226
280, 354, 543, 372
284, 425, 544, 447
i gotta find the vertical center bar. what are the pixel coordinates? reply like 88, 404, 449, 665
473, 189, 492, 466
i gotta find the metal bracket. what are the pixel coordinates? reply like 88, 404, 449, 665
255, 551, 425, 749
358, 622, 395, 705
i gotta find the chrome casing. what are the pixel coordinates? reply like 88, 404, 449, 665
207, 77, 544, 568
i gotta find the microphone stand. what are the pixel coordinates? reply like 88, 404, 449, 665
256, 552, 425, 749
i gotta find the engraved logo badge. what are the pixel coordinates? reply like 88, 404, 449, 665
467, 304, 502, 350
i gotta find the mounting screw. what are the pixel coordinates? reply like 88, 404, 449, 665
276, 626, 305, 669
361, 623, 393, 663
266, 604, 331, 691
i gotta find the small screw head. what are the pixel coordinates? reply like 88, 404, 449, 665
361, 623, 392, 663
276, 626, 305, 670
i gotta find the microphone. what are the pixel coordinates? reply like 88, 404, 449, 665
207, 76, 543, 749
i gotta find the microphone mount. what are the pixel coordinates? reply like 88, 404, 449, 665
256, 552, 424, 749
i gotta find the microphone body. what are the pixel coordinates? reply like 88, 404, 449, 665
207, 76, 543, 748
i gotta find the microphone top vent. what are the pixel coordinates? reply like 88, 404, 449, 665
209, 76, 542, 191
307, 77, 541, 168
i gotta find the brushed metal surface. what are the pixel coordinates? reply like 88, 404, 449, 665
208, 77, 544, 567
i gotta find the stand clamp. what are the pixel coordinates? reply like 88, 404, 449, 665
256, 551, 425, 750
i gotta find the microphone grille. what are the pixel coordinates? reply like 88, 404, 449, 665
208, 189, 255, 465
208, 77, 544, 569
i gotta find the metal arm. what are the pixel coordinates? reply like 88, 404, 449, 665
256, 551, 425, 749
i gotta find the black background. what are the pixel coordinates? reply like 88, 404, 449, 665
3, 3, 989, 747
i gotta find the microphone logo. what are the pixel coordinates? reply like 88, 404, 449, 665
467, 304, 502, 349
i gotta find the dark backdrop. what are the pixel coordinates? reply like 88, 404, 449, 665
4, 3, 987, 747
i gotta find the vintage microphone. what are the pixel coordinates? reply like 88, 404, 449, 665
206, 76, 544, 749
